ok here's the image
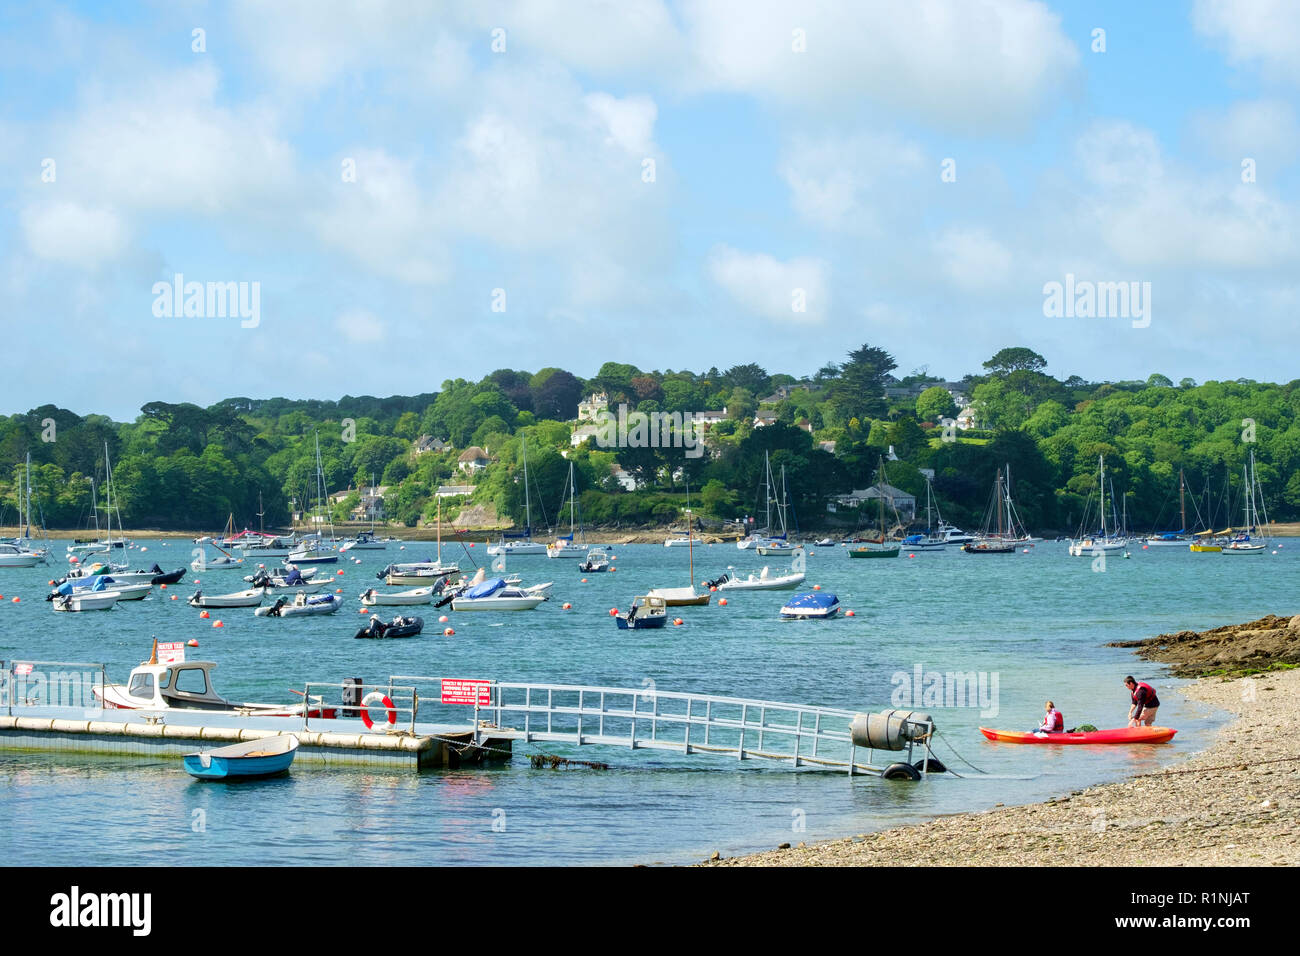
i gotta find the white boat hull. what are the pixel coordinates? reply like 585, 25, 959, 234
451, 595, 546, 611
717, 570, 805, 591
189, 589, 266, 608
361, 587, 435, 606
53, 592, 120, 611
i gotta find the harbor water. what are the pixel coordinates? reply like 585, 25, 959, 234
0, 538, 1290, 865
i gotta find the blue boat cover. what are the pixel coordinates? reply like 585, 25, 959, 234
902, 534, 923, 543
283, 568, 304, 584
464, 577, 508, 599
783, 591, 838, 610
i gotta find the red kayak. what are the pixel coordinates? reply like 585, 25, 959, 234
980, 726, 1177, 745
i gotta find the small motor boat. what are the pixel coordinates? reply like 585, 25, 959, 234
614, 595, 668, 629
354, 615, 425, 639
184, 734, 300, 780
779, 591, 840, 619
255, 593, 341, 617
189, 588, 266, 608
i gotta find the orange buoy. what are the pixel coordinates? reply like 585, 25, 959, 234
171, 594, 178, 600
199, 610, 210, 619
160, 583, 167, 589
187, 639, 199, 647
845, 610, 855, 617
609, 608, 619, 616
469, 543, 475, 548
212, 620, 224, 628
11, 596, 19, 603
193, 579, 199, 585
610, 567, 616, 571
909, 553, 915, 558
443, 627, 455, 636
719, 598, 727, 606
813, 584, 821, 590
335, 588, 343, 594
562, 602, 572, 609
673, 618, 683, 626
581, 578, 588, 583
438, 615, 448, 623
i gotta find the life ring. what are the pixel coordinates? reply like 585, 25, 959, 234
360, 691, 397, 729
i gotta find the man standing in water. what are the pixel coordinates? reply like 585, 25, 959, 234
1125, 676, 1160, 726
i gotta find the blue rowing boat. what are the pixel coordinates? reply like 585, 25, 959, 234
183, 734, 300, 780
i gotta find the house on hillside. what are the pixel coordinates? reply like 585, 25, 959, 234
753, 411, 778, 428
457, 446, 492, 473
955, 406, 981, 430
828, 484, 916, 520
414, 435, 450, 455
437, 484, 475, 498
576, 393, 609, 421
570, 423, 603, 447
609, 463, 638, 491
351, 486, 387, 521
818, 440, 837, 454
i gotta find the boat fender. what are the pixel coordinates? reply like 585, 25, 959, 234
882, 762, 922, 781
360, 691, 397, 730
912, 757, 947, 774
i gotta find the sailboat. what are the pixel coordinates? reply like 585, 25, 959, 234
901, 475, 947, 551
9, 454, 49, 561
1145, 471, 1192, 547
547, 461, 589, 559
664, 479, 696, 546
1068, 455, 1127, 555
287, 433, 339, 564
963, 468, 1018, 554
757, 463, 797, 555
848, 458, 901, 558
737, 452, 775, 550
489, 440, 548, 555
1223, 451, 1269, 554
67, 445, 131, 566
648, 504, 712, 605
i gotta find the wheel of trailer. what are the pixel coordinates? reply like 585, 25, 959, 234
882, 762, 922, 781
913, 757, 947, 774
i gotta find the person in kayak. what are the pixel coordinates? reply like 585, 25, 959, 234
1125, 676, 1160, 726
1031, 701, 1064, 734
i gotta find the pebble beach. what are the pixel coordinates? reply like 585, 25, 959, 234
706, 618, 1300, 867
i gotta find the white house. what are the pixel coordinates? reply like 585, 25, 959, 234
609, 463, 638, 491
457, 446, 492, 473
828, 484, 917, 519
576, 393, 609, 421
570, 424, 602, 447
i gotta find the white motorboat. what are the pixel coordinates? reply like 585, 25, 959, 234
578, 549, 611, 572
95, 642, 326, 716
360, 586, 435, 606
255, 592, 342, 617
52, 591, 120, 611
714, 566, 805, 591
451, 576, 547, 611
0, 542, 41, 568
188, 588, 267, 608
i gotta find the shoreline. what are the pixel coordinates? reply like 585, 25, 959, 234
703, 620, 1300, 867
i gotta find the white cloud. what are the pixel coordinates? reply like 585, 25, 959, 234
1191, 99, 1300, 168
708, 245, 828, 323
53, 64, 296, 217
314, 149, 449, 285
584, 93, 658, 155
334, 310, 387, 344
780, 132, 927, 231
934, 227, 1013, 290
1193, 0, 1300, 81
20, 201, 129, 267
681, 0, 1079, 131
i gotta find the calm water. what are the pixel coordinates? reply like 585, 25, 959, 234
1, 537, 1292, 865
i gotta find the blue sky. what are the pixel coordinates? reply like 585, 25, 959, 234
2, 0, 1299, 421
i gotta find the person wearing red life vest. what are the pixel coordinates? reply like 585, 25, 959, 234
1125, 676, 1160, 726
1032, 700, 1064, 734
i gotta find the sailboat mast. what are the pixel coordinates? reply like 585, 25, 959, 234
1099, 455, 1107, 536
996, 470, 1004, 538
522, 440, 532, 536
1179, 470, 1186, 531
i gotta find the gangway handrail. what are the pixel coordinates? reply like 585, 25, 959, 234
4, 659, 108, 714
385, 676, 932, 776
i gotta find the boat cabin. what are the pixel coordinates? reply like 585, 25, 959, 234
108, 661, 235, 710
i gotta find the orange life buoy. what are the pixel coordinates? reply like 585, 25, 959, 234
360, 690, 397, 729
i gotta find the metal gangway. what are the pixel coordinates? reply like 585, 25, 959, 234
389, 676, 939, 778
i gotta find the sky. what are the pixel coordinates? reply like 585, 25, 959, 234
2, 0, 1299, 421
